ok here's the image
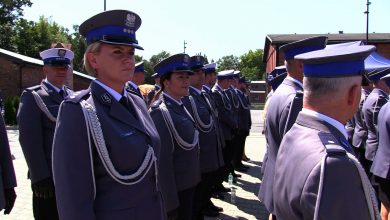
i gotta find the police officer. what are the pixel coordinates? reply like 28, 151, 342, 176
236, 76, 252, 165
147, 73, 161, 106
212, 70, 237, 190
52, 10, 165, 219
363, 68, 390, 169
126, 61, 146, 99
150, 53, 201, 220
202, 63, 227, 199
371, 72, 390, 219
182, 56, 224, 219
0, 113, 16, 215
273, 45, 380, 220
17, 46, 74, 220
258, 36, 327, 218
352, 80, 373, 174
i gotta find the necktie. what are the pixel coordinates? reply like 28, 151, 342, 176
119, 96, 138, 120
59, 90, 66, 99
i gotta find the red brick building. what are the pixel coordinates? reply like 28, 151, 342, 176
263, 33, 390, 74
0, 48, 93, 101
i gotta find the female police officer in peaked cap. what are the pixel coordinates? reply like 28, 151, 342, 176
52, 10, 165, 219
150, 53, 201, 220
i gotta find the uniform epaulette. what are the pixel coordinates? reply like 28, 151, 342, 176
295, 90, 304, 97
65, 88, 91, 103
318, 131, 346, 156
25, 85, 42, 92
150, 99, 163, 110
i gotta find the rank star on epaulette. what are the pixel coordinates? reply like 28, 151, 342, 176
101, 93, 112, 104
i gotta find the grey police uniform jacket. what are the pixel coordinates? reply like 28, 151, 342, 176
52, 81, 164, 220
237, 90, 252, 132
150, 93, 201, 212
202, 85, 226, 150
372, 101, 390, 179
183, 87, 224, 173
258, 77, 303, 213
125, 82, 143, 99
212, 85, 236, 141
273, 112, 375, 220
17, 80, 73, 183
352, 89, 371, 149
226, 86, 240, 129
363, 88, 389, 161
0, 114, 17, 210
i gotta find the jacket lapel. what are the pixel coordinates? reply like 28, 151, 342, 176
41, 81, 63, 104
91, 81, 147, 135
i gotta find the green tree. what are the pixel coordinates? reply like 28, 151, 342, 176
238, 49, 265, 81
0, 0, 32, 50
216, 55, 239, 71
68, 25, 86, 72
14, 18, 40, 57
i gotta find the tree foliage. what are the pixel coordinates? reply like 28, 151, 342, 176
238, 49, 265, 81
216, 55, 239, 71
0, 0, 32, 49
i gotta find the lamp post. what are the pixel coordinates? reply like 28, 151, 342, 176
364, 0, 371, 44
184, 40, 187, 53
104, 0, 106, 11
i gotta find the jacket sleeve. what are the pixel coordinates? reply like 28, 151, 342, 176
17, 91, 50, 183
52, 102, 96, 220
0, 114, 17, 189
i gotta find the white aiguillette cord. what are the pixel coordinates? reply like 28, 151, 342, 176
80, 100, 158, 196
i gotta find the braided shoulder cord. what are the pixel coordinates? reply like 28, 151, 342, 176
188, 96, 213, 133
237, 93, 250, 110
217, 91, 231, 110
159, 102, 199, 151
80, 100, 157, 187
32, 91, 57, 122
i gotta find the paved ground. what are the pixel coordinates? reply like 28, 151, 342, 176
3, 110, 269, 220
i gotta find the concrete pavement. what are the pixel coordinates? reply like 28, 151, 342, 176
3, 110, 269, 220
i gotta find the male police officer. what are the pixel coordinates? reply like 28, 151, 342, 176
17, 47, 74, 220
273, 45, 380, 220
258, 36, 327, 218
363, 68, 390, 170
0, 113, 17, 215
352, 80, 373, 174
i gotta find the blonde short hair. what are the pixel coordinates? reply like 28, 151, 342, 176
83, 42, 103, 76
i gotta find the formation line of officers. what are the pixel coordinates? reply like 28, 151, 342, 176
0, 9, 253, 220
259, 35, 390, 220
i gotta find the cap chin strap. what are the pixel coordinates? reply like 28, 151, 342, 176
314, 144, 380, 220
80, 99, 158, 198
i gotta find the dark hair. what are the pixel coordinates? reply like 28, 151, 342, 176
149, 72, 173, 107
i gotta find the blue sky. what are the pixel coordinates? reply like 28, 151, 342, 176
22, 0, 389, 61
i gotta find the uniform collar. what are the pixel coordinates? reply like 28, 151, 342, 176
94, 80, 127, 102
190, 86, 202, 95
44, 78, 64, 93
286, 76, 303, 89
202, 85, 211, 92
215, 84, 224, 91
128, 81, 138, 90
163, 91, 183, 105
302, 108, 348, 139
